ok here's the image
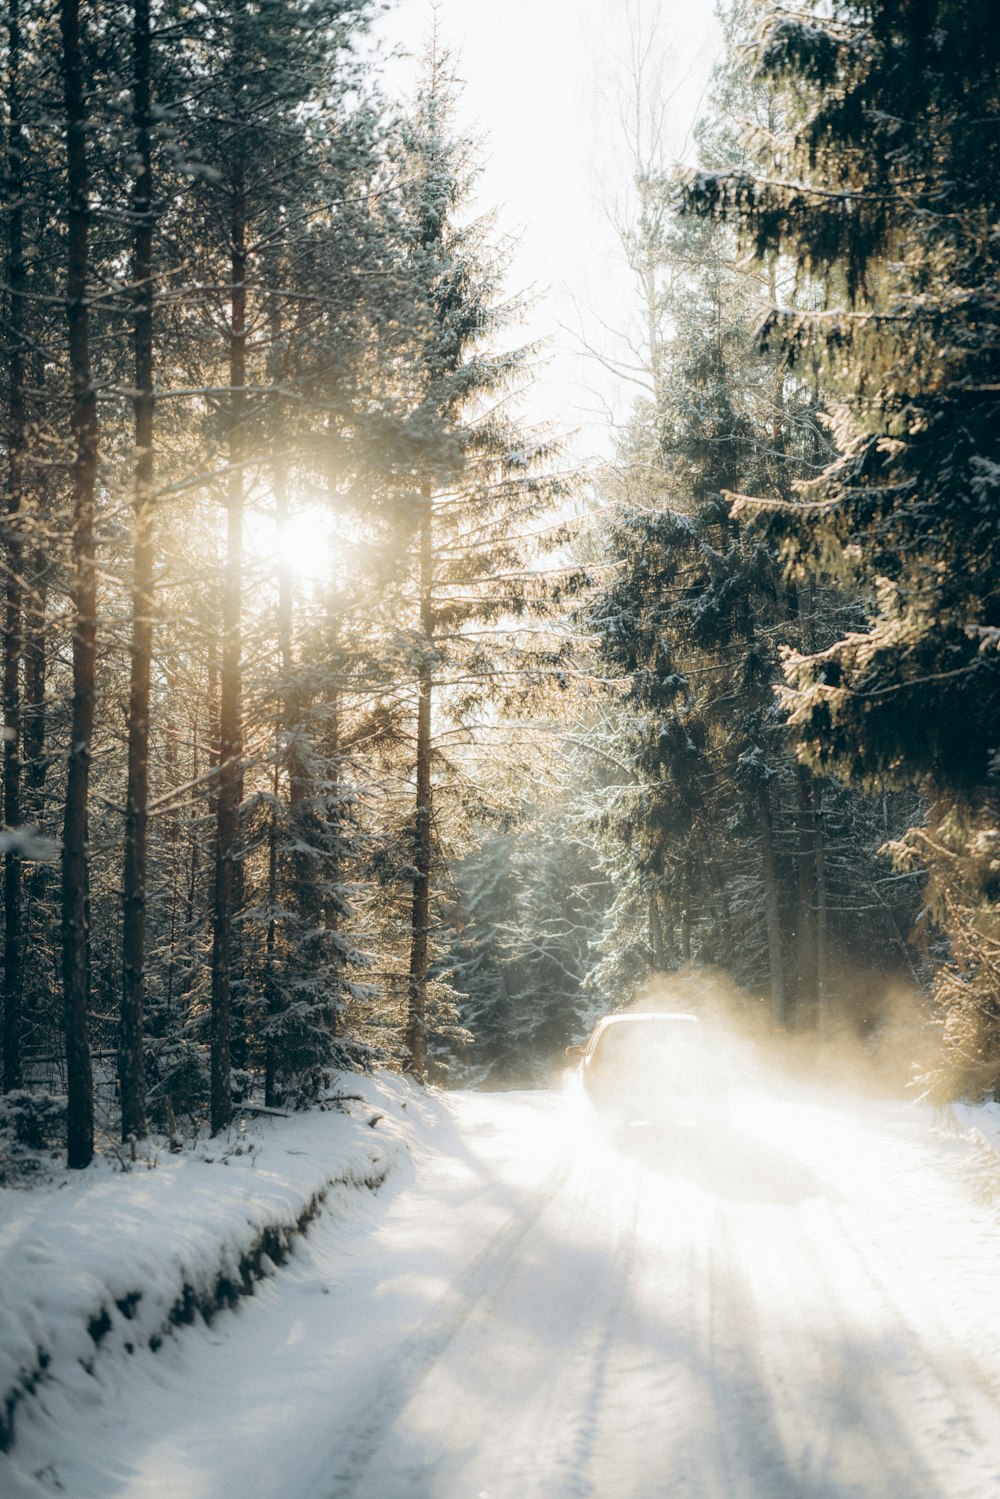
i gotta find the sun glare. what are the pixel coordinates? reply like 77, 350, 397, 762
246, 500, 335, 588
278, 508, 334, 585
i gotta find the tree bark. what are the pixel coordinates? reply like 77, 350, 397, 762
59, 0, 98, 1168
210, 178, 246, 1135
3, 0, 26, 1092
405, 483, 433, 1078
270, 306, 317, 933
120, 0, 154, 1140
264, 744, 280, 1109
662, 898, 676, 964
22, 554, 47, 821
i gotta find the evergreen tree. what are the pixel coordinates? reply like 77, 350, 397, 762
587, 10, 808, 1020
444, 797, 610, 1084
58, 0, 101, 1168
391, 47, 571, 1077
1, 0, 32, 1094
119, 0, 156, 1144
0, 0, 442, 1141
162, 0, 382, 1129
685, 0, 1000, 1092
583, 2, 927, 1033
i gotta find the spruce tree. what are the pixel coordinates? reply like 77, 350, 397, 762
168, 0, 380, 1129
2, 0, 28, 1093
392, 47, 570, 1077
685, 0, 1000, 1092
59, 0, 100, 1168
119, 0, 156, 1144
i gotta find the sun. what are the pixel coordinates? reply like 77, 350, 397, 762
276, 506, 334, 585
246, 498, 335, 587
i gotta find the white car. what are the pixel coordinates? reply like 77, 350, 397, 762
566, 1011, 723, 1126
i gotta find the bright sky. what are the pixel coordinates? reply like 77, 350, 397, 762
378, 0, 723, 463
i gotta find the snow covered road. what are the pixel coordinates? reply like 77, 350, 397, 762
7, 1074, 1000, 1499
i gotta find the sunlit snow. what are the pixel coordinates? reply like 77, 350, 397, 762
3, 1046, 1000, 1499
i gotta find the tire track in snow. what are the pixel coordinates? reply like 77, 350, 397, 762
11, 1089, 1000, 1499
320, 1097, 1000, 1499
323, 1141, 647, 1499
811, 1198, 1000, 1496
492, 1150, 645, 1499
585, 1154, 728, 1499
320, 1147, 572, 1499
704, 1203, 812, 1499
698, 1171, 1000, 1499
715, 1203, 947, 1499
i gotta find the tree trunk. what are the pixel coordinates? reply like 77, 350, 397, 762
161, 652, 180, 1017
681, 864, 692, 964
265, 352, 293, 1108
795, 762, 816, 1023
264, 746, 280, 1109
21, 549, 49, 1000
759, 782, 786, 1028
59, 0, 98, 1168
323, 650, 342, 941
176, 706, 201, 1019
271, 308, 317, 934
120, 0, 154, 1141
767, 253, 786, 458
405, 483, 433, 1078
648, 889, 665, 969
22, 553, 47, 821
814, 781, 828, 1038
707, 860, 734, 967
210, 179, 246, 1136
3, 0, 26, 1092
662, 898, 676, 964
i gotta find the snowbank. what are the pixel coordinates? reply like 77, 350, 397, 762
951, 1097, 1000, 1157
0, 1073, 422, 1451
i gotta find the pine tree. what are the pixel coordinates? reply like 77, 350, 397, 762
0, 0, 433, 1141
119, 0, 156, 1144
444, 797, 611, 1084
391, 46, 571, 1077
685, 0, 1000, 1092
588, 13, 808, 1019
165, 0, 380, 1130
581, 2, 928, 1034
2, 0, 28, 1093
58, 0, 100, 1168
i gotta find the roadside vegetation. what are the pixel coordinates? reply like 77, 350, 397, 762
1, 0, 998, 1170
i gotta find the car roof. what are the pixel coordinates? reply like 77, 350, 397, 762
587, 1012, 700, 1046
596, 1011, 699, 1027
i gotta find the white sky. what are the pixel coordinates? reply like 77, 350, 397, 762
377, 0, 723, 463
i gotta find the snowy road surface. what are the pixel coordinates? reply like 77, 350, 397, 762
7, 1073, 1000, 1499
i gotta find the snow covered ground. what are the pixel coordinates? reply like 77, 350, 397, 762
3, 1054, 1000, 1499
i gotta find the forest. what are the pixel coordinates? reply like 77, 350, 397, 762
0, 0, 998, 1175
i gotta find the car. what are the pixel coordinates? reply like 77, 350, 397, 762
566, 1011, 722, 1127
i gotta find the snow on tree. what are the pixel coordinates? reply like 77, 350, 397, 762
685, 0, 1000, 1094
